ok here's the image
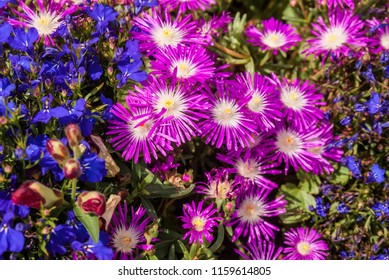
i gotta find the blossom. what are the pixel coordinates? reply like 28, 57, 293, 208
366, 164, 385, 184
179, 201, 220, 244
197, 12, 232, 45
227, 188, 286, 242
367, 18, 389, 54
71, 231, 113, 260
0, 212, 25, 256
199, 83, 257, 151
342, 156, 362, 179
283, 227, 329, 260
159, 0, 215, 15
86, 3, 118, 33
7, 0, 77, 45
31, 94, 68, 124
317, 0, 355, 9
150, 45, 215, 85
196, 168, 235, 200
109, 203, 152, 259
235, 240, 283, 260
246, 18, 301, 54
303, 9, 366, 62
107, 102, 173, 163
132, 13, 201, 55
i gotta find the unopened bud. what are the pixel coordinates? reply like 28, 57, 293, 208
65, 124, 83, 149
12, 181, 64, 209
77, 191, 106, 216
182, 171, 192, 183
63, 159, 82, 179
46, 139, 70, 166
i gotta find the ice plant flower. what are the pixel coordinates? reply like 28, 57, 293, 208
199, 83, 257, 151
150, 45, 215, 85
227, 188, 286, 242
180, 200, 220, 244
107, 103, 173, 163
132, 13, 201, 55
196, 168, 235, 200
232, 72, 282, 131
367, 18, 389, 54
109, 203, 152, 259
283, 227, 329, 260
7, 0, 77, 45
235, 240, 283, 260
246, 18, 301, 54
303, 9, 366, 62
317, 0, 355, 10
197, 12, 232, 45
159, 0, 215, 15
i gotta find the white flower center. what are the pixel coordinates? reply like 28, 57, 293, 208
380, 33, 389, 49
280, 86, 307, 110
152, 25, 184, 48
130, 119, 154, 140
191, 216, 206, 231
112, 224, 141, 254
276, 129, 302, 157
212, 99, 241, 127
248, 91, 267, 113
30, 12, 61, 36
208, 180, 231, 199
171, 60, 196, 79
236, 158, 260, 180
238, 196, 266, 224
154, 89, 187, 118
262, 31, 286, 49
307, 146, 324, 155
296, 241, 312, 256
320, 27, 348, 50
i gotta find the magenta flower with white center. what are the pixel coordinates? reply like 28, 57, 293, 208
246, 18, 301, 55
199, 83, 257, 151
227, 188, 286, 243
197, 12, 232, 45
268, 124, 325, 174
107, 103, 173, 163
283, 227, 329, 260
132, 12, 202, 56
179, 201, 220, 245
232, 72, 282, 131
317, 0, 355, 9
276, 77, 325, 129
151, 45, 215, 85
367, 17, 389, 54
217, 149, 280, 192
196, 168, 236, 200
109, 202, 152, 260
235, 240, 283, 260
7, 0, 77, 46
159, 0, 215, 15
302, 9, 366, 62
126, 76, 210, 146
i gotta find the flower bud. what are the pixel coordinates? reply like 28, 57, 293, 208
63, 159, 82, 179
182, 170, 193, 183
77, 191, 106, 216
65, 124, 83, 149
46, 139, 70, 165
12, 181, 64, 209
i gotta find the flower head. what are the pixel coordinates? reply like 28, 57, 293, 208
367, 18, 389, 54
235, 240, 283, 260
179, 201, 220, 244
159, 0, 215, 15
283, 227, 328, 260
246, 18, 301, 54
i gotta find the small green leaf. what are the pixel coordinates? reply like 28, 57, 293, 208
209, 224, 225, 253
330, 166, 351, 186
74, 205, 100, 243
145, 183, 195, 198
140, 196, 158, 220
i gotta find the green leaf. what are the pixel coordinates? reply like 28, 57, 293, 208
155, 240, 175, 259
145, 183, 195, 198
330, 166, 351, 186
209, 224, 225, 253
168, 243, 176, 260
74, 205, 100, 243
140, 196, 158, 220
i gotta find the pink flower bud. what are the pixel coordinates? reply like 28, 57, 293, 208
182, 173, 192, 183
46, 139, 70, 165
77, 191, 106, 216
65, 124, 83, 149
63, 159, 82, 179
12, 181, 64, 209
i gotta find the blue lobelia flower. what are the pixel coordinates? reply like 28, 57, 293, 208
116, 60, 147, 87
343, 156, 363, 179
86, 4, 118, 33
0, 212, 25, 256
0, 187, 30, 218
79, 152, 107, 183
337, 203, 350, 214
134, 0, 158, 14
0, 22, 12, 43
340, 115, 353, 126
66, 211, 89, 242
0, 77, 15, 98
31, 94, 68, 124
365, 92, 381, 115
46, 224, 76, 257
372, 201, 389, 221
71, 231, 113, 260
8, 28, 39, 52
366, 164, 385, 184
361, 65, 376, 83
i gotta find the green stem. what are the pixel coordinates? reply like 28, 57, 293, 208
71, 179, 78, 203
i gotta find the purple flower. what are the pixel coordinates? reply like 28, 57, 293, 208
227, 188, 286, 242
8, 27, 38, 52
71, 231, 113, 260
283, 227, 328, 260
79, 152, 107, 183
197, 12, 232, 45
303, 9, 366, 63
367, 17, 389, 54
159, 0, 215, 15
366, 164, 385, 184
317, 0, 355, 9
0, 212, 25, 256
196, 168, 236, 200
109, 203, 152, 259
151, 45, 215, 85
134, 0, 158, 14
31, 94, 68, 124
46, 224, 76, 257
246, 18, 301, 54
179, 201, 220, 245
235, 240, 283, 260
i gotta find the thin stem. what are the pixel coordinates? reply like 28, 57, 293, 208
213, 40, 250, 59
71, 179, 78, 203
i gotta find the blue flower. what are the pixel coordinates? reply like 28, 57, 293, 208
134, 0, 158, 14
46, 225, 76, 257
340, 115, 353, 126
366, 164, 385, 184
8, 28, 39, 52
116, 60, 147, 87
0, 212, 25, 256
86, 4, 118, 33
0, 77, 15, 98
66, 211, 89, 242
0, 22, 12, 43
0, 187, 29, 218
79, 152, 107, 183
372, 201, 389, 221
25, 144, 42, 162
71, 231, 113, 260
314, 197, 330, 217
343, 156, 362, 179
337, 203, 350, 214
87, 56, 103, 81
31, 95, 68, 124
373, 121, 389, 135
365, 92, 381, 114
361, 65, 376, 83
